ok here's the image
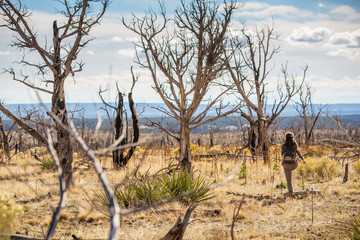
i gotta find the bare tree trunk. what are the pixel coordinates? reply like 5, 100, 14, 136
258, 121, 270, 164
121, 92, 140, 165
51, 21, 73, 186
179, 124, 191, 171
343, 162, 349, 183
113, 93, 126, 169
18, 128, 22, 153
303, 106, 309, 146
51, 90, 73, 186
0, 116, 11, 160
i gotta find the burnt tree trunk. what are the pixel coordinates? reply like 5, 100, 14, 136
121, 92, 139, 165
302, 106, 309, 146
179, 123, 191, 171
258, 121, 270, 164
17, 127, 23, 154
343, 162, 349, 183
249, 126, 256, 156
0, 116, 10, 160
112, 91, 140, 169
0, 115, 14, 161
113, 92, 126, 169
51, 21, 73, 186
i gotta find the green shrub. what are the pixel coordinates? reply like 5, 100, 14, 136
161, 170, 213, 204
275, 181, 287, 189
94, 171, 213, 210
0, 195, 22, 239
339, 214, 360, 240
347, 214, 360, 240
272, 159, 281, 172
41, 157, 56, 170
297, 158, 340, 182
238, 163, 248, 179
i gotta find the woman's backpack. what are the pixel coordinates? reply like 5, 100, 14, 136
283, 145, 297, 162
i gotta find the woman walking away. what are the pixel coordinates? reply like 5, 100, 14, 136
281, 132, 306, 196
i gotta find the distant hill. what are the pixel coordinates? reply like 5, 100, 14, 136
1, 102, 360, 132
3, 102, 360, 119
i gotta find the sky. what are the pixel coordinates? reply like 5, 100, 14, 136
0, 0, 359, 105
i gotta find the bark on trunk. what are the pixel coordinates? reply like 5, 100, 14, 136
121, 92, 139, 164
112, 93, 126, 169
258, 122, 270, 164
51, 20, 73, 187
51, 90, 73, 187
343, 162, 349, 183
303, 106, 309, 146
0, 117, 11, 160
112, 91, 139, 168
179, 124, 191, 171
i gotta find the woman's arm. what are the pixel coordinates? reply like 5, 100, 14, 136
297, 149, 306, 163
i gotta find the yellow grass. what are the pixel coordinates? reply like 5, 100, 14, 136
1, 144, 359, 239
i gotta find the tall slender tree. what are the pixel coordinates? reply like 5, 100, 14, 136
0, 0, 109, 185
294, 83, 324, 146
226, 23, 306, 163
123, 0, 241, 170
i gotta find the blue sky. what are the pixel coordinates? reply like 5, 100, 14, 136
1, 0, 360, 104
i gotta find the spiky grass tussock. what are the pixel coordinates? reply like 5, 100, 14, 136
94, 170, 213, 210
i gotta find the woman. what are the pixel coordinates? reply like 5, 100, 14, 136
281, 132, 306, 196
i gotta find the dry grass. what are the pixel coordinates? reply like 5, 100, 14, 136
1, 145, 359, 239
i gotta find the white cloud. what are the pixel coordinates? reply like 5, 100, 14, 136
318, 3, 325, 8
241, 2, 270, 11
307, 75, 360, 103
235, 2, 316, 20
310, 75, 360, 89
0, 51, 11, 55
330, 5, 360, 20
287, 26, 331, 43
324, 29, 360, 60
86, 50, 95, 55
326, 48, 360, 61
116, 48, 135, 58
65, 69, 160, 103
111, 36, 125, 42
110, 36, 139, 43
327, 29, 360, 47
331, 5, 357, 15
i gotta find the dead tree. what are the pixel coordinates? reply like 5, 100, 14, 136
0, 0, 109, 185
123, 0, 241, 170
226, 23, 306, 163
99, 68, 140, 169
0, 114, 16, 161
294, 83, 324, 146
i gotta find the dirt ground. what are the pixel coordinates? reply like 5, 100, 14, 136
1, 146, 359, 239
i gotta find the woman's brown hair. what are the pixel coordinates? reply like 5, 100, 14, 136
284, 132, 298, 149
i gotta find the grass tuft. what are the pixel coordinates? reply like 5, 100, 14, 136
297, 157, 340, 182
94, 170, 213, 210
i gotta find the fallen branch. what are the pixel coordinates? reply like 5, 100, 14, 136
231, 194, 245, 240
0, 234, 43, 240
160, 204, 197, 240
227, 189, 321, 200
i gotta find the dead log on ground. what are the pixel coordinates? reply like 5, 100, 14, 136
0, 234, 43, 240
227, 189, 321, 200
